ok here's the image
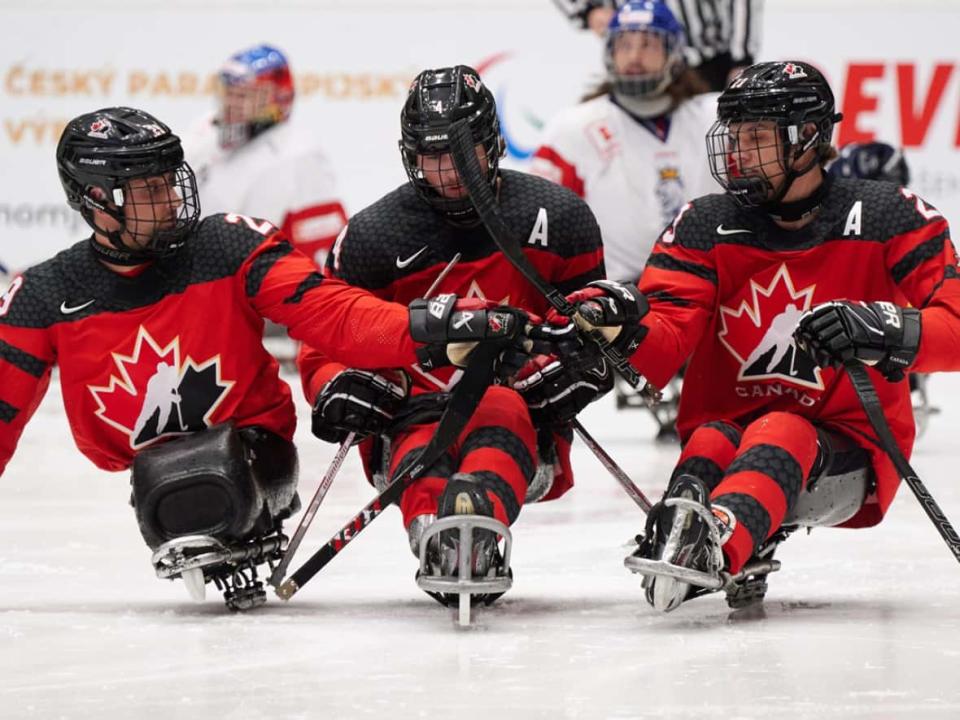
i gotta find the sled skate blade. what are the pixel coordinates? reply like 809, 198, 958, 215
416, 515, 513, 627
151, 535, 231, 579
182, 567, 206, 602
624, 556, 725, 590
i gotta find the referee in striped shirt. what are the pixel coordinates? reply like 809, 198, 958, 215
553, 0, 762, 91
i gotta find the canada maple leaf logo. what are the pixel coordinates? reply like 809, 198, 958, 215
718, 264, 824, 390
89, 326, 235, 450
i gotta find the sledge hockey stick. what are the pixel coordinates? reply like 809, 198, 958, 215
572, 419, 652, 513
268, 253, 464, 589
846, 362, 960, 563
276, 341, 500, 600
268, 431, 355, 588
448, 120, 657, 401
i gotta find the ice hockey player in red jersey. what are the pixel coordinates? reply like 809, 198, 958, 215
554, 61, 960, 612
298, 66, 609, 609
0, 107, 533, 610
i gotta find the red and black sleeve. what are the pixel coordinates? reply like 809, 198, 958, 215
0, 273, 55, 476
231, 217, 417, 371
882, 188, 960, 372
635, 202, 718, 388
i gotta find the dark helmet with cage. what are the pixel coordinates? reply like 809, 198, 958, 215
706, 61, 843, 211
216, 44, 295, 149
828, 141, 910, 186
56, 107, 201, 265
399, 65, 504, 224
605, 0, 686, 100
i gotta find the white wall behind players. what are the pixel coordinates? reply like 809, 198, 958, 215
1, 1, 958, 271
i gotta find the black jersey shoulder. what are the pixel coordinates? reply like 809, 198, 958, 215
0, 214, 286, 328
331, 183, 448, 290
823, 177, 940, 242
0, 244, 79, 329
497, 169, 601, 259
335, 171, 602, 291
665, 192, 752, 252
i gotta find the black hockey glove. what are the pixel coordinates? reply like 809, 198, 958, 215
795, 300, 921, 382
512, 354, 614, 427
553, 280, 650, 357
312, 369, 409, 444
409, 294, 572, 377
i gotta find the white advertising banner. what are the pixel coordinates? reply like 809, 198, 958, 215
1, 2, 958, 272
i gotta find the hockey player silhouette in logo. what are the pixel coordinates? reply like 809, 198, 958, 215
556, 61, 960, 615
743, 302, 806, 377
133, 361, 186, 444
0, 105, 528, 610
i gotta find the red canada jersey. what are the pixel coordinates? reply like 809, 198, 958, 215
634, 176, 960, 524
299, 170, 604, 398
0, 213, 416, 475
297, 170, 605, 500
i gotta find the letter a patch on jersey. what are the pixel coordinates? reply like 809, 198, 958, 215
88, 326, 235, 450
718, 264, 824, 390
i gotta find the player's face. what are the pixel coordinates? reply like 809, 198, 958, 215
612, 30, 667, 76
417, 143, 489, 199
727, 121, 786, 187
120, 172, 183, 249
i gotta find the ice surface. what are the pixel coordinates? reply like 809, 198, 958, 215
2, 371, 959, 719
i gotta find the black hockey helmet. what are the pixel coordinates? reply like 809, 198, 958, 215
57, 107, 200, 264
706, 61, 843, 210
399, 65, 504, 223
828, 141, 910, 186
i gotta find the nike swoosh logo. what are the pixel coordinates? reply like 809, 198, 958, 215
396, 246, 428, 269
716, 224, 754, 236
60, 299, 95, 315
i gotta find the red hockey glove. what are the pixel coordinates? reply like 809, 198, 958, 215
548, 280, 649, 356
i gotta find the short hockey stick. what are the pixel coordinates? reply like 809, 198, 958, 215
276, 341, 500, 599
268, 431, 355, 588
846, 362, 960, 563
572, 419, 653, 513
269, 252, 464, 589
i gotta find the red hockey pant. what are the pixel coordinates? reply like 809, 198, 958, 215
673, 412, 820, 574
389, 386, 537, 528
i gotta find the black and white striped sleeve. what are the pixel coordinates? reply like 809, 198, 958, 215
551, 0, 618, 29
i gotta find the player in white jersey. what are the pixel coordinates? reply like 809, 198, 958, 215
532, 0, 719, 285
533, 1, 719, 439
183, 44, 347, 269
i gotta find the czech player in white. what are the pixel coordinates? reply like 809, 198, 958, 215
183, 44, 347, 268
532, 1, 719, 284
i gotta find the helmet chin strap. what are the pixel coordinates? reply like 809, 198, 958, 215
761, 130, 830, 222
81, 208, 155, 266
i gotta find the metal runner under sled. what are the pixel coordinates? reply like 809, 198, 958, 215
151, 531, 287, 611
416, 515, 513, 627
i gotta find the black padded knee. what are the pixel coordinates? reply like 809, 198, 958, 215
131, 423, 299, 549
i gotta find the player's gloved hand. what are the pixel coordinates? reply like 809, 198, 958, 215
410, 294, 573, 375
312, 369, 409, 444
548, 280, 650, 356
795, 300, 921, 382
511, 354, 614, 426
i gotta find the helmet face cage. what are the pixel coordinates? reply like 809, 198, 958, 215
81, 163, 201, 259
706, 62, 840, 207
399, 66, 503, 222
217, 45, 294, 149
605, 1, 686, 99
399, 127, 503, 222
828, 142, 910, 186
57, 108, 202, 260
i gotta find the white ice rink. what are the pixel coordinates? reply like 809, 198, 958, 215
2, 371, 960, 720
